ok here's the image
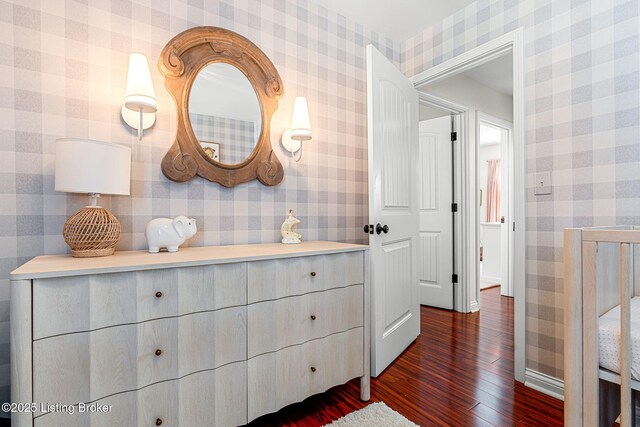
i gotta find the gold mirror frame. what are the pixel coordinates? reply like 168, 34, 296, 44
158, 26, 284, 187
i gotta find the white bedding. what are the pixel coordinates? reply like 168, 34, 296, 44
599, 296, 640, 380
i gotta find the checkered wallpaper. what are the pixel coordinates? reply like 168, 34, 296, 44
3, 0, 634, 403
0, 0, 400, 406
402, 0, 640, 380
191, 113, 257, 164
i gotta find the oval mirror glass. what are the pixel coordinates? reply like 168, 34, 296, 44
188, 63, 262, 165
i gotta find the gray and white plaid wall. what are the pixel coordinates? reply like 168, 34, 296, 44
404, 0, 640, 380
0, 0, 399, 405
1, 0, 638, 407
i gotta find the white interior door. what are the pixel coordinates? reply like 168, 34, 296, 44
418, 117, 454, 309
366, 45, 420, 377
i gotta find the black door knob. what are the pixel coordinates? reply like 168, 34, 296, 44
363, 224, 373, 234
376, 223, 389, 235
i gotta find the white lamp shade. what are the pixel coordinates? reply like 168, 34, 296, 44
124, 53, 157, 113
55, 138, 131, 196
290, 96, 312, 141
121, 105, 156, 130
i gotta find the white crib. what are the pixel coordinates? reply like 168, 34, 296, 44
564, 226, 640, 426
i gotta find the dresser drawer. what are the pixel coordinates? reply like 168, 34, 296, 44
248, 285, 363, 357
247, 328, 364, 421
33, 307, 246, 407
34, 361, 247, 427
33, 263, 247, 339
248, 252, 363, 303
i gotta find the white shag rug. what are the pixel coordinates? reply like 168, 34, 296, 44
323, 402, 419, 427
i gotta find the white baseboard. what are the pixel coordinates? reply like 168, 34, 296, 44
524, 368, 564, 401
469, 299, 479, 312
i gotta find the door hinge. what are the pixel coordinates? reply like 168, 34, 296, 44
452, 274, 458, 284
451, 132, 457, 141
451, 203, 458, 213
513, 222, 516, 232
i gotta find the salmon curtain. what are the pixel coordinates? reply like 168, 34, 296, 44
486, 159, 501, 223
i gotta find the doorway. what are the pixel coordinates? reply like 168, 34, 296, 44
365, 29, 525, 382
417, 104, 458, 310
477, 115, 513, 299
410, 29, 525, 382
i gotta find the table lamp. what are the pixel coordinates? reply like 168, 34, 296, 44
55, 138, 131, 257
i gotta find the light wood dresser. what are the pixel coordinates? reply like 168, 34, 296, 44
10, 241, 370, 427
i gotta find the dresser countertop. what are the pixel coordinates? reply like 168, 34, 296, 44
10, 241, 368, 280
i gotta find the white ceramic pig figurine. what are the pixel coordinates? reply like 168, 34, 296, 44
146, 216, 197, 253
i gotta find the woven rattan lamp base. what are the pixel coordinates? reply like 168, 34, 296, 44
63, 206, 122, 258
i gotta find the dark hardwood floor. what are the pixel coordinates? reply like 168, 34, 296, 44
248, 287, 564, 426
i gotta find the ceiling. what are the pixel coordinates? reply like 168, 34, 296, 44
463, 53, 513, 96
309, 0, 476, 41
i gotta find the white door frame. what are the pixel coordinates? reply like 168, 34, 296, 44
418, 93, 468, 312
477, 112, 514, 299
410, 28, 526, 383
417, 115, 456, 309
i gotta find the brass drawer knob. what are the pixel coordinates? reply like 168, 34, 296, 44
310, 272, 316, 277
155, 291, 163, 298
156, 418, 163, 426
310, 315, 316, 320
155, 349, 162, 356
310, 366, 316, 372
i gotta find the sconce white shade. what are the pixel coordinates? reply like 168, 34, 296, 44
281, 96, 312, 161
122, 53, 157, 140
55, 138, 131, 196
124, 53, 157, 113
121, 105, 156, 130
289, 96, 312, 141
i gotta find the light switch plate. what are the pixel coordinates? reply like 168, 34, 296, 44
534, 171, 552, 195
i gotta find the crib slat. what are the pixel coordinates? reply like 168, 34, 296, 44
620, 243, 632, 427
564, 229, 584, 426
583, 241, 599, 425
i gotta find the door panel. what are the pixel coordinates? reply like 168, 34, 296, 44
418, 117, 454, 309
420, 133, 438, 210
382, 239, 412, 331
380, 83, 411, 208
367, 45, 420, 377
419, 232, 439, 283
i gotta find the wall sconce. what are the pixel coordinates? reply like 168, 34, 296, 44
122, 53, 157, 140
281, 96, 312, 162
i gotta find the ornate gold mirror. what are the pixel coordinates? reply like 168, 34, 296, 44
158, 26, 284, 187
